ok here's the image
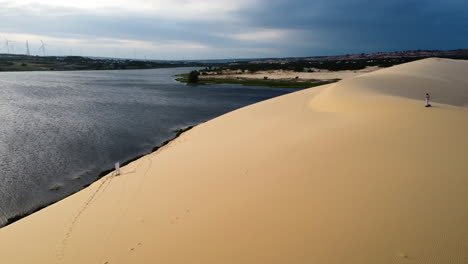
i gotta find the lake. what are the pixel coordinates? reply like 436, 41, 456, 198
0, 67, 299, 226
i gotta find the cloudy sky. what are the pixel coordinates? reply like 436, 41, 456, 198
0, 0, 467, 59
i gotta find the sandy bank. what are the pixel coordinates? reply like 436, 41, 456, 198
0, 58, 467, 264
200, 66, 380, 81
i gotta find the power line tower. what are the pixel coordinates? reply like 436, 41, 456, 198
38, 40, 46, 56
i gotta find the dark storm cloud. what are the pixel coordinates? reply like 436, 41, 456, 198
237, 0, 468, 54
0, 0, 466, 58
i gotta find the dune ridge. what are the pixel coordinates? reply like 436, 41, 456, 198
0, 58, 467, 264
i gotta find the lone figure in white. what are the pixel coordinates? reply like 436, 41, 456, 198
425, 93, 431, 107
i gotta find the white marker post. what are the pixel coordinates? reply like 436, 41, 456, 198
115, 162, 121, 176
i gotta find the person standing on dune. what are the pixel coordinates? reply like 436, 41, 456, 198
425, 93, 431, 107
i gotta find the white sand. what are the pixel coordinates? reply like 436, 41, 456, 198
0, 58, 467, 264
201, 66, 380, 81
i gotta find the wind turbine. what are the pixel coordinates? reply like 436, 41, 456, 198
26, 40, 31, 56
9, 40, 15, 54
38, 40, 47, 56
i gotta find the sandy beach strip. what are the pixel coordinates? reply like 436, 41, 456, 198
200, 66, 380, 81
0, 58, 467, 264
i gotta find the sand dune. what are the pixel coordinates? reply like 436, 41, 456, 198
344, 58, 468, 106
0, 58, 467, 264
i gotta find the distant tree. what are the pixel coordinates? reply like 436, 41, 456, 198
188, 70, 200, 84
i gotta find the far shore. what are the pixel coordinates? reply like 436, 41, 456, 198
175, 73, 339, 88
0, 54, 205, 72
200, 66, 380, 81
175, 67, 380, 88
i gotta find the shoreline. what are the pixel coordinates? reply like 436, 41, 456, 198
0, 66, 200, 74
1, 124, 197, 228
175, 73, 339, 88
0, 54, 206, 72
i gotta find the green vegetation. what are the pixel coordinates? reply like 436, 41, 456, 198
187, 70, 200, 84
221, 58, 418, 73
176, 73, 339, 88
0, 54, 206, 72
175, 73, 190, 82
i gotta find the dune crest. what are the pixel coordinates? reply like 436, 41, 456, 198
0, 58, 467, 264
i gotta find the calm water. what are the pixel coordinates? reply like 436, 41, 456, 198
0, 68, 298, 225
